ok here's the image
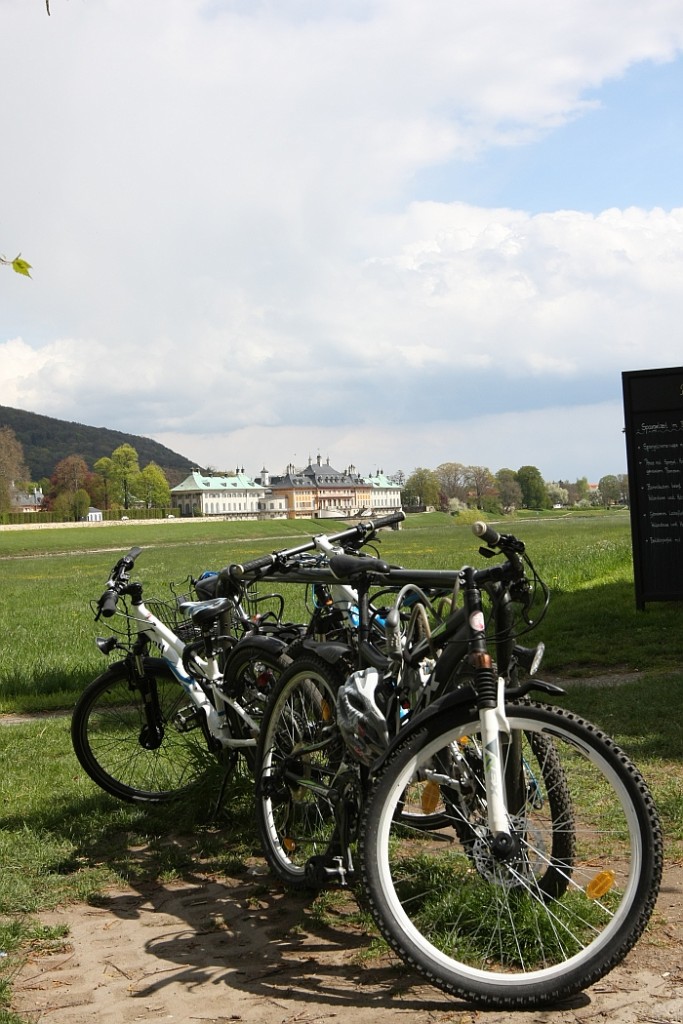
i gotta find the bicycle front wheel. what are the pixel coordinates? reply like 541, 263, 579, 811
71, 659, 214, 803
360, 701, 662, 1008
256, 655, 350, 889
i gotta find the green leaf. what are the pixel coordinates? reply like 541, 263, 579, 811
12, 256, 32, 278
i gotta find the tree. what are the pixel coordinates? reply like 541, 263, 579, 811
0, 427, 29, 512
435, 462, 469, 503
516, 465, 549, 509
559, 477, 589, 505
92, 457, 115, 510
598, 474, 621, 507
52, 486, 90, 521
137, 462, 171, 509
50, 454, 90, 497
464, 465, 497, 510
495, 468, 523, 512
546, 482, 569, 507
402, 467, 441, 508
616, 474, 629, 502
111, 444, 140, 509
48, 455, 92, 519
73, 488, 91, 520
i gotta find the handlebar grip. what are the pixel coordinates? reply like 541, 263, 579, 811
99, 590, 119, 618
228, 553, 278, 580
472, 521, 502, 547
372, 511, 406, 529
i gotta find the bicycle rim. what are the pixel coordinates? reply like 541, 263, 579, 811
257, 658, 348, 888
360, 702, 662, 1007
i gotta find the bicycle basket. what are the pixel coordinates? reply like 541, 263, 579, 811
145, 600, 199, 643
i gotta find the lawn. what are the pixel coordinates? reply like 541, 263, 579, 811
1, 508, 679, 710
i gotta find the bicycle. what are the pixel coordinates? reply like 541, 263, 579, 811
254, 522, 662, 1007
71, 513, 405, 805
359, 522, 662, 1007
221, 512, 406, 648
70, 547, 296, 804
252, 518, 543, 887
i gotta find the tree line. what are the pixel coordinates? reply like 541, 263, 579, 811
399, 463, 628, 514
0, 426, 171, 520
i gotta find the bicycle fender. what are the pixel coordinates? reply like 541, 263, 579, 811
90, 656, 171, 688
231, 634, 290, 659
298, 637, 354, 666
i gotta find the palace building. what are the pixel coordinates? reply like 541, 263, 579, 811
171, 457, 402, 520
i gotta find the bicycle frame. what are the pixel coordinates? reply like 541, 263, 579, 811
98, 580, 264, 753
376, 537, 554, 849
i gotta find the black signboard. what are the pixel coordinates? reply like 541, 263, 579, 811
622, 366, 683, 609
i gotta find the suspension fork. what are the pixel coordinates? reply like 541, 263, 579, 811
492, 584, 527, 817
126, 644, 166, 749
463, 568, 514, 853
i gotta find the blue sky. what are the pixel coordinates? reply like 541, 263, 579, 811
2, 0, 683, 485
413, 58, 683, 214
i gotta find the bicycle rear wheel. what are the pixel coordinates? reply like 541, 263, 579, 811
360, 701, 662, 1008
71, 658, 214, 803
221, 640, 293, 772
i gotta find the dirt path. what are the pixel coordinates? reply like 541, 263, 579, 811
12, 862, 683, 1024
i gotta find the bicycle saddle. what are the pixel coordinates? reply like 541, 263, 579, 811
329, 552, 391, 580
178, 596, 233, 626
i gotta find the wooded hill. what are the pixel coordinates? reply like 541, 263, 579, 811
0, 404, 197, 484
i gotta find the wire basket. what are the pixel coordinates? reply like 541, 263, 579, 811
145, 600, 199, 643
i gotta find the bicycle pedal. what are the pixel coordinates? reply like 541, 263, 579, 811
304, 854, 352, 889
174, 706, 202, 732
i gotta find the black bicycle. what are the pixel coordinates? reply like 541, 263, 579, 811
254, 522, 662, 1008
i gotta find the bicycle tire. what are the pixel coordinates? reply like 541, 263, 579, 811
360, 701, 662, 1008
71, 659, 215, 803
221, 640, 293, 772
255, 654, 350, 889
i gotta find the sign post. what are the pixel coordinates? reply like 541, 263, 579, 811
622, 366, 683, 609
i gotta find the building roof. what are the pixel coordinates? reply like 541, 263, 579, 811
365, 471, 401, 489
171, 471, 264, 493
269, 455, 365, 489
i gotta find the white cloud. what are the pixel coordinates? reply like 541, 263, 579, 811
155, 399, 626, 483
2, 0, 683, 482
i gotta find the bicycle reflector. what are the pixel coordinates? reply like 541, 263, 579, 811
586, 869, 616, 899
421, 780, 441, 815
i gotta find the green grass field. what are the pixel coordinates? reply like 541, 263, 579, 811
0, 508, 679, 710
1, 511, 682, 1023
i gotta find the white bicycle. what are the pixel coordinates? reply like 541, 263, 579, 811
70, 546, 296, 803
71, 513, 405, 804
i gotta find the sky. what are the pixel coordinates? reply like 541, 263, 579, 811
2, 0, 683, 485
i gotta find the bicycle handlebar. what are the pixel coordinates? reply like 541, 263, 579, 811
225, 511, 405, 580
96, 546, 144, 618
231, 551, 280, 578
472, 520, 501, 547
473, 521, 525, 556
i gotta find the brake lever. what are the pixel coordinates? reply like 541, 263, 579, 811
511, 578, 535, 625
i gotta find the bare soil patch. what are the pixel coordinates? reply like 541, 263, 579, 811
12, 861, 683, 1024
